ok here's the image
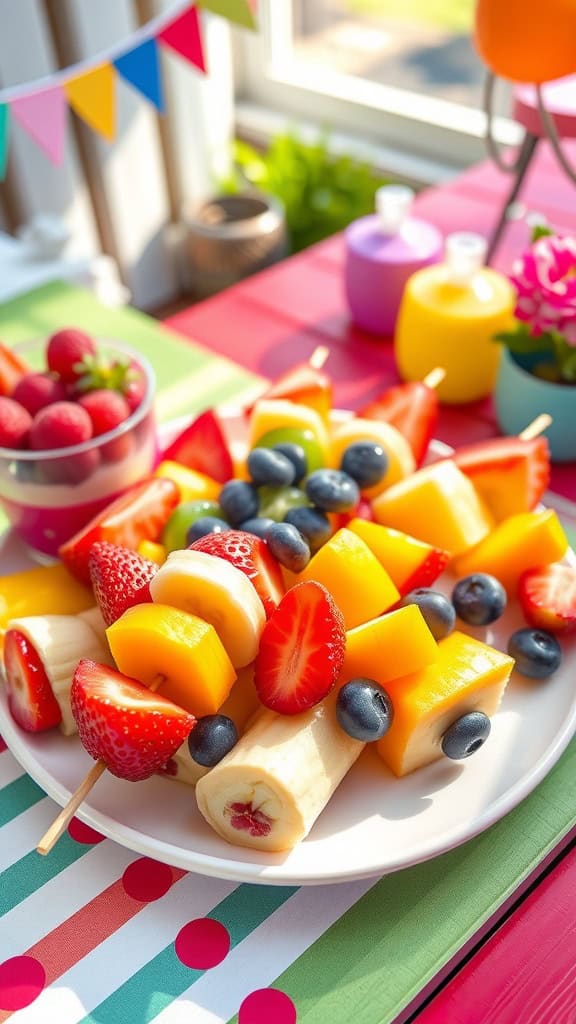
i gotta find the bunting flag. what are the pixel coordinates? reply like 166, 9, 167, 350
198, 0, 256, 31
114, 39, 164, 113
11, 86, 68, 165
65, 64, 116, 142
158, 6, 207, 74
0, 104, 8, 180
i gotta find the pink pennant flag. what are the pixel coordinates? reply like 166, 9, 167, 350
158, 6, 207, 73
11, 85, 67, 166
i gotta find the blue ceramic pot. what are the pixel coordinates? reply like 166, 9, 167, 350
494, 347, 576, 462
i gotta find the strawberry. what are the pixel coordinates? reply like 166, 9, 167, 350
247, 361, 333, 420
12, 372, 67, 416
89, 541, 158, 626
333, 496, 374, 531
518, 563, 576, 633
29, 401, 93, 450
361, 381, 438, 465
190, 529, 284, 618
4, 629, 62, 732
71, 660, 195, 781
78, 389, 131, 436
0, 397, 32, 449
59, 476, 180, 585
46, 329, 97, 383
163, 409, 234, 484
122, 360, 147, 413
0, 341, 30, 397
401, 546, 451, 594
453, 436, 550, 520
254, 580, 346, 714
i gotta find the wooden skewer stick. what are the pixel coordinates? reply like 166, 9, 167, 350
519, 413, 553, 441
309, 345, 330, 370
37, 674, 166, 857
423, 367, 446, 390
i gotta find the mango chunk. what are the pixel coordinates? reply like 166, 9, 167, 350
297, 528, 399, 629
154, 461, 220, 503
347, 519, 449, 594
0, 563, 93, 645
107, 603, 236, 717
248, 398, 330, 462
376, 631, 514, 777
452, 510, 569, 594
137, 540, 167, 565
341, 605, 437, 688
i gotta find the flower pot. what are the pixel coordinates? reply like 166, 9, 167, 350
494, 347, 576, 461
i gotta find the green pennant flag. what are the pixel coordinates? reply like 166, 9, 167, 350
197, 0, 256, 30
0, 104, 9, 180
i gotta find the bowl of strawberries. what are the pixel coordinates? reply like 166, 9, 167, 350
0, 329, 157, 557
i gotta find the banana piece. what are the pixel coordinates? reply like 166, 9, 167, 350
77, 606, 110, 647
149, 549, 265, 668
8, 613, 114, 736
195, 694, 364, 852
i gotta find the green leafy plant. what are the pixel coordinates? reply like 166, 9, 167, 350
222, 133, 388, 252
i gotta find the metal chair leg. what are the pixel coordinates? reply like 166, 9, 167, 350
486, 132, 539, 264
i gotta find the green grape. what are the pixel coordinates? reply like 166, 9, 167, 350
255, 426, 325, 473
257, 485, 310, 523
162, 500, 224, 552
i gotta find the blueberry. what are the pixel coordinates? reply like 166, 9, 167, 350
452, 573, 507, 626
284, 506, 332, 552
341, 441, 389, 489
272, 442, 308, 484
238, 516, 276, 539
305, 469, 360, 513
507, 628, 562, 679
399, 588, 456, 641
247, 447, 296, 487
186, 516, 230, 543
336, 678, 394, 742
441, 711, 491, 760
187, 714, 238, 767
266, 521, 311, 572
219, 480, 259, 526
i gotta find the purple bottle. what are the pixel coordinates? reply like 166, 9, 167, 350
344, 185, 443, 337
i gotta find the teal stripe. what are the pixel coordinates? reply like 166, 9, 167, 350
0, 774, 45, 827
0, 831, 100, 916
81, 884, 298, 1024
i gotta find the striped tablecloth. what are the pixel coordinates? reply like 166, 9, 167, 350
1, 284, 575, 1024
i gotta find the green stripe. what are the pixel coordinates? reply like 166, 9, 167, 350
0, 831, 100, 916
0, 774, 45, 827
81, 884, 297, 1024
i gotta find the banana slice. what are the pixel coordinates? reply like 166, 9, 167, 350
149, 549, 265, 668
77, 606, 110, 647
8, 614, 113, 736
195, 694, 364, 852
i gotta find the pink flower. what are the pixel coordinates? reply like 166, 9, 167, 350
511, 234, 576, 337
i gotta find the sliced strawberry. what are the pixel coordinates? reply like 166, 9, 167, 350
254, 580, 345, 714
190, 530, 284, 618
59, 476, 180, 585
361, 381, 438, 465
400, 547, 451, 594
333, 496, 374, 531
4, 629, 62, 732
453, 436, 550, 520
163, 409, 234, 484
89, 542, 158, 626
0, 342, 31, 397
246, 362, 333, 420
518, 563, 576, 633
71, 659, 195, 781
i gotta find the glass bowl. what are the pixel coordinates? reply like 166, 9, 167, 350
0, 338, 157, 558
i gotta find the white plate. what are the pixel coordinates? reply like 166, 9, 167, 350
1, 427, 575, 886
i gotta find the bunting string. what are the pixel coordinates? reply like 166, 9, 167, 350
0, 0, 256, 175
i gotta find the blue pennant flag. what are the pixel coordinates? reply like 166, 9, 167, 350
114, 38, 164, 113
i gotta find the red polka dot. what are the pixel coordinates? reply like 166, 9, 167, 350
239, 988, 297, 1024
0, 956, 46, 1011
175, 918, 230, 969
67, 817, 105, 845
122, 858, 173, 902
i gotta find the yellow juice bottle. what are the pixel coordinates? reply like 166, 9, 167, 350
394, 233, 515, 403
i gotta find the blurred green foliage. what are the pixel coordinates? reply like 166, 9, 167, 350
221, 133, 388, 252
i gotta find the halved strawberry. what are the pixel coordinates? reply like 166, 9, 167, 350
89, 542, 158, 626
254, 580, 346, 714
59, 476, 180, 586
246, 361, 332, 420
4, 629, 62, 732
361, 381, 438, 465
400, 547, 451, 594
190, 529, 284, 618
518, 563, 576, 633
163, 409, 234, 484
453, 436, 550, 520
333, 496, 375, 531
71, 660, 195, 781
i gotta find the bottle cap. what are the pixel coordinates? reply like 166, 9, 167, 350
445, 232, 487, 285
376, 185, 414, 235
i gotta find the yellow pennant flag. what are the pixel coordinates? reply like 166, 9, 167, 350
65, 64, 116, 141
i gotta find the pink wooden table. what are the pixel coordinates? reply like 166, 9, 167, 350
165, 140, 576, 1021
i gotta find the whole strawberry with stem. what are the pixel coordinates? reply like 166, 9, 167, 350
47, 329, 97, 384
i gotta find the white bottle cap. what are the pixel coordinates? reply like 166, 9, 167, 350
445, 232, 487, 285
376, 185, 414, 235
